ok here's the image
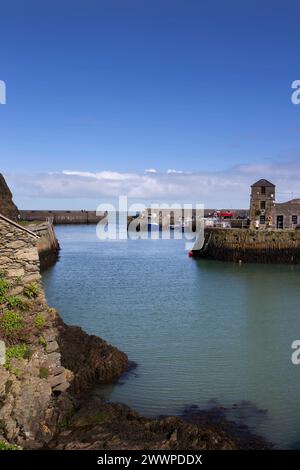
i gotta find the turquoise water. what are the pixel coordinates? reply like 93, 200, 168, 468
42, 225, 300, 449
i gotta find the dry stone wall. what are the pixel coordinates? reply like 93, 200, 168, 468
0, 217, 40, 290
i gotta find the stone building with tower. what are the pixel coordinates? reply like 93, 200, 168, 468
250, 178, 300, 229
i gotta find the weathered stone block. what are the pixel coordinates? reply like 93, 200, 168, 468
9, 286, 24, 296
49, 372, 66, 388
45, 352, 61, 367
46, 341, 59, 353
52, 381, 70, 393
22, 273, 41, 284
6, 240, 26, 249
15, 249, 39, 262
6, 267, 25, 278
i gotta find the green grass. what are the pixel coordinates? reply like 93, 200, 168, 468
0, 440, 20, 450
0, 278, 9, 300
34, 313, 46, 329
5, 296, 25, 310
23, 283, 39, 299
12, 368, 21, 378
39, 367, 49, 379
18, 220, 43, 227
0, 311, 23, 334
5, 344, 28, 370
0, 294, 30, 311
39, 335, 47, 348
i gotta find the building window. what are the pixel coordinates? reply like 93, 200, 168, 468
260, 215, 266, 225
292, 215, 298, 225
260, 201, 266, 210
277, 215, 284, 229
261, 186, 266, 194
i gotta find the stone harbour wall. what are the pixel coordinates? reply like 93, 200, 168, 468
192, 228, 300, 263
27, 221, 60, 270
0, 217, 40, 289
20, 210, 106, 224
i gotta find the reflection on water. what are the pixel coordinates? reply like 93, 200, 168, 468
42, 225, 300, 449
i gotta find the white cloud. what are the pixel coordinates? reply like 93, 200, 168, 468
63, 170, 135, 181
5, 160, 300, 209
167, 169, 184, 174
144, 168, 157, 173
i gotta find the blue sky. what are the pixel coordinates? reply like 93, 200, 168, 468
1, 0, 300, 208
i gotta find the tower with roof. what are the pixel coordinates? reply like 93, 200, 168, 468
250, 179, 276, 229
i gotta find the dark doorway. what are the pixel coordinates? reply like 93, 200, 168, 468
277, 215, 284, 229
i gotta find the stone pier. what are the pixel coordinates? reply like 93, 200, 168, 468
191, 228, 300, 263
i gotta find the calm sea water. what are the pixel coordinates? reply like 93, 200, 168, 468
42, 225, 300, 449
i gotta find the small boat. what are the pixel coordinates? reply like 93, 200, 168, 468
148, 222, 160, 232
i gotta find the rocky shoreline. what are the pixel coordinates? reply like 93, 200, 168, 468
49, 320, 271, 451
47, 396, 272, 451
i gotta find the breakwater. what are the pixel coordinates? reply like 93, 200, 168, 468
192, 228, 300, 263
26, 220, 60, 270
19, 210, 106, 224
19, 209, 249, 225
